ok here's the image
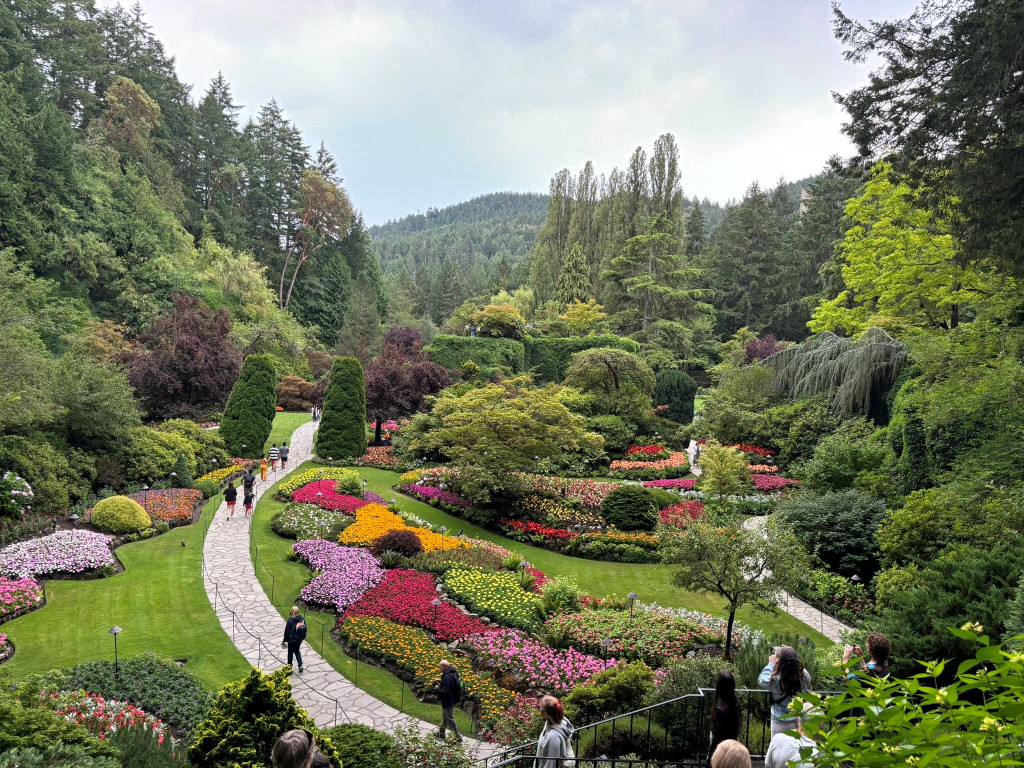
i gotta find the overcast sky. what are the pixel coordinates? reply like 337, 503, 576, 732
118, 0, 917, 224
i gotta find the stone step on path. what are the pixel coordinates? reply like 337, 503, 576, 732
201, 421, 496, 756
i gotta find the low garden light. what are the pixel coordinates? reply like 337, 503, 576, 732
431, 597, 442, 622
69, 513, 79, 528
439, 526, 447, 552
109, 625, 122, 676
627, 591, 639, 619
141, 485, 149, 505
851, 574, 861, 584
599, 638, 614, 655
518, 560, 529, 586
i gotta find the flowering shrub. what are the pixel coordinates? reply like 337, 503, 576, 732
0, 530, 115, 577
0, 575, 43, 616
0, 472, 33, 519
609, 452, 690, 480
518, 475, 616, 510
500, 519, 576, 542
126, 488, 203, 525
339, 616, 514, 727
441, 567, 540, 632
488, 694, 544, 746
345, 569, 493, 641
748, 464, 778, 474
352, 446, 398, 469
279, 467, 363, 497
399, 483, 473, 511
463, 628, 618, 695
624, 444, 670, 459
43, 689, 170, 743
544, 608, 724, 668
272, 503, 351, 541
660, 501, 705, 528
725, 443, 776, 457
414, 466, 459, 488
643, 478, 697, 490
750, 474, 799, 492
340, 503, 468, 554
199, 421, 219, 428
293, 540, 385, 611
292, 480, 370, 514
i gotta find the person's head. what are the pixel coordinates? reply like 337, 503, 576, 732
283, 441, 287, 446
710, 739, 751, 768
539, 695, 564, 725
271, 728, 316, 768
771, 646, 805, 697
273, 443, 277, 448
866, 632, 890, 666
228, 481, 234, 488
290, 606, 300, 618
439, 659, 450, 672
715, 669, 737, 705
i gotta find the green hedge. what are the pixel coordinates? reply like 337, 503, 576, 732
426, 335, 526, 373
525, 335, 642, 384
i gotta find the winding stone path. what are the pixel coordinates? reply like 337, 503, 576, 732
201, 421, 495, 755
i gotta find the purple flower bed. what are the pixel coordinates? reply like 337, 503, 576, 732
399, 483, 473, 510
293, 539, 385, 611
643, 478, 697, 490
0, 531, 115, 578
364, 491, 386, 505
462, 628, 619, 695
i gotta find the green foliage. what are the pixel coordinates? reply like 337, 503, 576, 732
563, 662, 654, 724
91, 495, 151, 534
554, 241, 592, 304
794, 420, 888, 493
649, 653, 725, 702
777, 490, 886, 577
697, 441, 750, 499
370, 529, 424, 558
315, 356, 366, 461
654, 369, 697, 424
0, 684, 117, 760
872, 564, 920, 611
108, 724, 189, 768
171, 453, 193, 488
585, 415, 636, 455
426, 334, 526, 373
220, 354, 278, 459
526, 334, 640, 385
390, 721, 476, 768
188, 668, 341, 768
118, 426, 197, 485
0, 434, 91, 516
600, 485, 659, 531
541, 576, 583, 614
194, 479, 220, 499
897, 409, 929, 494
1004, 576, 1024, 650
558, 299, 607, 336
0, 744, 120, 768
476, 303, 526, 339
321, 723, 400, 768
732, 631, 822, 690
562, 347, 655, 421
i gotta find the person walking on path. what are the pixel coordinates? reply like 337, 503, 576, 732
260, 455, 269, 481
243, 489, 255, 519
436, 660, 464, 742
758, 646, 813, 736
269, 444, 280, 471
280, 441, 290, 470
242, 467, 256, 495
224, 481, 238, 519
534, 695, 574, 768
283, 606, 306, 674
708, 670, 742, 767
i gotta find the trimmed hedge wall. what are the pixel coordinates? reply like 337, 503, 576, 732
525, 334, 641, 383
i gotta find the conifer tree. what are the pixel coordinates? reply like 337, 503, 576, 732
554, 242, 591, 304
336, 274, 383, 365
219, 354, 278, 459
315, 356, 366, 461
655, 369, 698, 424
685, 201, 706, 257
171, 452, 193, 488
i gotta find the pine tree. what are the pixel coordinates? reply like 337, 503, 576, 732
685, 200, 706, 257
336, 273, 383, 365
171, 452, 193, 488
528, 169, 574, 304
219, 354, 278, 458
431, 257, 465, 323
315, 357, 366, 461
554, 242, 591, 304
340, 215, 386, 320
490, 253, 513, 293
194, 72, 243, 242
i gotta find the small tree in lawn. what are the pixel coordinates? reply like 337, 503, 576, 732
661, 517, 808, 658
697, 440, 750, 501
171, 453, 193, 488
316, 357, 366, 460
219, 354, 278, 459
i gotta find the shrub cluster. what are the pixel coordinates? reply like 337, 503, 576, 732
90, 496, 152, 534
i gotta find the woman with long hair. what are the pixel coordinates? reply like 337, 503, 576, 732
708, 670, 743, 766
534, 695, 575, 768
758, 646, 812, 735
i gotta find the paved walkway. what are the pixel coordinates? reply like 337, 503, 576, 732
201, 421, 495, 755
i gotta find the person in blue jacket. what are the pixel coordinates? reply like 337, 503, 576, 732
758, 645, 812, 735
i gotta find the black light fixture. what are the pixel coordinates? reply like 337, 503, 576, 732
109, 625, 122, 676
627, 591, 639, 620
599, 638, 614, 655
431, 597, 442, 622
851, 574, 862, 584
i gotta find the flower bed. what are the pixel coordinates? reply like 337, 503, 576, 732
43, 689, 171, 743
560, 530, 661, 563
0, 530, 115, 578
750, 474, 799, 492
0, 575, 43, 618
339, 504, 467, 554
462, 628, 617, 696
398, 483, 472, 512
725, 443, 776, 458
643, 478, 697, 490
748, 464, 778, 474
660, 501, 705, 528
292, 480, 371, 514
624, 444, 671, 459
293, 540, 385, 611
345, 569, 494, 641
518, 475, 616, 510
195, 459, 257, 485
440, 568, 540, 632
280, 467, 363, 498
339, 615, 514, 727
271, 503, 351, 541
126, 488, 203, 526
609, 452, 690, 480
199, 421, 219, 428
544, 608, 724, 668
500, 519, 576, 542
352, 446, 398, 470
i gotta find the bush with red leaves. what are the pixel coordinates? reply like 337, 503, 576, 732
370, 528, 424, 557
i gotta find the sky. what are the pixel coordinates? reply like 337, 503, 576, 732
117, 0, 918, 224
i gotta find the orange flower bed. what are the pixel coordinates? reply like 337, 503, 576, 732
748, 464, 778, 474
125, 488, 203, 525
339, 503, 468, 553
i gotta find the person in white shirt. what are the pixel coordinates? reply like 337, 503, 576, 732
764, 704, 819, 768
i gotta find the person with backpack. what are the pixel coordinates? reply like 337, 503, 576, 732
224, 481, 238, 520
437, 659, 463, 742
280, 441, 290, 470
283, 606, 307, 674
242, 468, 256, 495
269, 443, 280, 471
758, 646, 813, 735
534, 695, 575, 768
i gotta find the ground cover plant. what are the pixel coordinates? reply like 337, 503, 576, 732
440, 567, 541, 632
292, 539, 385, 611
271, 502, 352, 540
0, 531, 116, 578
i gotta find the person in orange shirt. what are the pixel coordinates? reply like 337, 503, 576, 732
260, 455, 269, 481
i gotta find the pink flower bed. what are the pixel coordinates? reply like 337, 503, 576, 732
0, 530, 114, 578
345, 569, 494, 641
399, 483, 473, 510
293, 539, 385, 611
644, 478, 697, 490
518, 475, 616, 510
462, 628, 618, 695
0, 575, 43, 616
353, 446, 398, 469
751, 474, 799, 492
292, 480, 370, 514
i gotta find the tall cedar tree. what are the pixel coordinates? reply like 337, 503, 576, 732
315, 356, 366, 460
554, 242, 591, 304
684, 199, 706, 257
336, 274, 383, 365
364, 343, 451, 443
219, 354, 278, 459
654, 369, 698, 424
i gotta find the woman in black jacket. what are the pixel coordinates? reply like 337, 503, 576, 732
283, 606, 306, 673
224, 482, 237, 519
708, 670, 742, 766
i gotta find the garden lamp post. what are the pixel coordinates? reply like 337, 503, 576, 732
109, 625, 122, 677
851, 574, 861, 584
69, 513, 79, 528
518, 560, 529, 587
457, 530, 463, 538
141, 485, 149, 505
627, 592, 639, 620
169, 471, 177, 487
361, 480, 367, 500
439, 526, 447, 553
431, 597, 442, 624
389, 499, 397, 510
600, 638, 614, 656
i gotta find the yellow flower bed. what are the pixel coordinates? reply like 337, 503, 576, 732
397, 469, 423, 484
279, 467, 362, 497
340, 616, 513, 726
195, 466, 243, 484
339, 503, 468, 554
442, 568, 540, 632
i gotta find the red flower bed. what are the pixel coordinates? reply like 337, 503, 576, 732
726, 443, 777, 457
352, 446, 397, 469
751, 474, 799, 492
500, 519, 577, 540
126, 488, 203, 525
344, 569, 494, 641
624, 444, 669, 458
291, 480, 369, 514
660, 501, 705, 528
526, 566, 549, 594
643, 478, 697, 490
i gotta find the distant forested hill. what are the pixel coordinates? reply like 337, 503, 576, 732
369, 192, 549, 276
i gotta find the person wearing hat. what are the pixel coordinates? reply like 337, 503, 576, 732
758, 645, 813, 735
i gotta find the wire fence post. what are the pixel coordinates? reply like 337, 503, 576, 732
400, 681, 405, 713
334, 700, 338, 726
258, 642, 262, 670
232, 611, 235, 642
321, 623, 325, 654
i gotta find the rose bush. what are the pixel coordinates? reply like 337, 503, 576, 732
0, 530, 115, 577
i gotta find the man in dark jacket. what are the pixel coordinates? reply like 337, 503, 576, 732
283, 606, 306, 673
437, 659, 463, 742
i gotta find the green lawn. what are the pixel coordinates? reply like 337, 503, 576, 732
2, 494, 250, 691
265, 411, 312, 454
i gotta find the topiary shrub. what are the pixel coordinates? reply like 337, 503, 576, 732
219, 354, 278, 459
600, 485, 659, 531
91, 496, 152, 534
426, 334, 527, 373
564, 662, 654, 724
526, 335, 641, 384
320, 723, 400, 768
171, 452, 194, 488
370, 529, 424, 558
194, 480, 220, 499
655, 369, 697, 424
315, 357, 366, 461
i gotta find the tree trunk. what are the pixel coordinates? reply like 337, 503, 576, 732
278, 251, 293, 309
375, 418, 383, 444
283, 252, 308, 310
725, 607, 736, 659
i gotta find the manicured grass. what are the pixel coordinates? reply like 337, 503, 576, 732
250, 464, 475, 733
1, 494, 251, 691
266, 411, 312, 454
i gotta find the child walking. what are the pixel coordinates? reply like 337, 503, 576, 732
243, 489, 255, 519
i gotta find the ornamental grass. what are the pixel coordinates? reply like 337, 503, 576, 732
441, 568, 541, 632
339, 503, 468, 554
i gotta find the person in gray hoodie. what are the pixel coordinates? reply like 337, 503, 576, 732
534, 695, 575, 768
758, 645, 813, 735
